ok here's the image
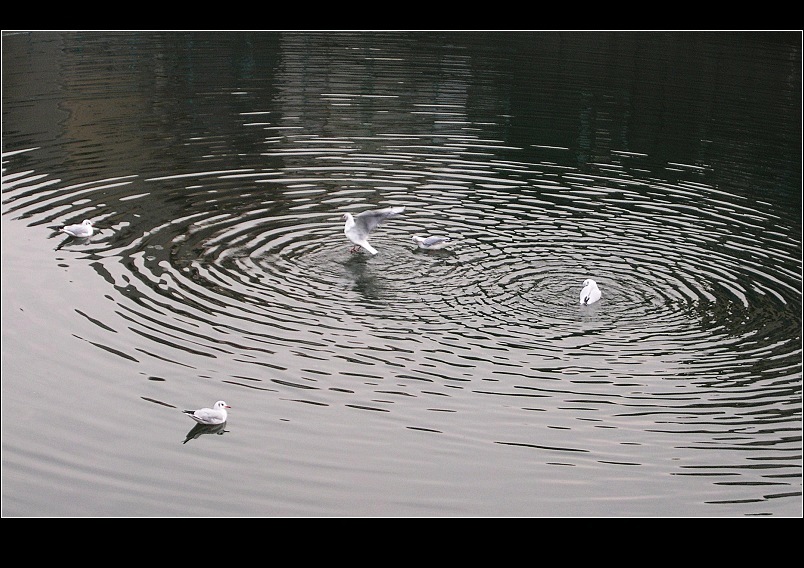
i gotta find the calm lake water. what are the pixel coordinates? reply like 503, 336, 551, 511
2, 31, 801, 517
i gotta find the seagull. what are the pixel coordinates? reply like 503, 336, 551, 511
342, 206, 405, 255
182, 400, 230, 425
60, 219, 95, 238
579, 279, 602, 305
412, 235, 452, 250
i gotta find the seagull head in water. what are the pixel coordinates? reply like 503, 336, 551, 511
579, 279, 602, 305
182, 400, 230, 425
342, 206, 405, 255
60, 219, 96, 238
412, 235, 452, 250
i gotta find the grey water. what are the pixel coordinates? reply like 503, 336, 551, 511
2, 31, 801, 517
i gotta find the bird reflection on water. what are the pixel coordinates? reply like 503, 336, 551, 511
342, 253, 386, 300
182, 422, 228, 444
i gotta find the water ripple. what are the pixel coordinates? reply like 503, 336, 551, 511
3, 32, 800, 515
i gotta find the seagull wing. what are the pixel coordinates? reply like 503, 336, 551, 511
422, 236, 449, 247
353, 206, 405, 237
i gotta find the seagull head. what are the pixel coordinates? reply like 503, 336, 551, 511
84, 219, 103, 233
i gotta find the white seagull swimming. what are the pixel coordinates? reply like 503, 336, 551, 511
579, 279, 602, 305
182, 400, 231, 425
412, 235, 452, 250
342, 206, 405, 254
61, 219, 95, 238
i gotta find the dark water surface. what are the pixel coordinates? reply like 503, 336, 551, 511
2, 31, 801, 517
